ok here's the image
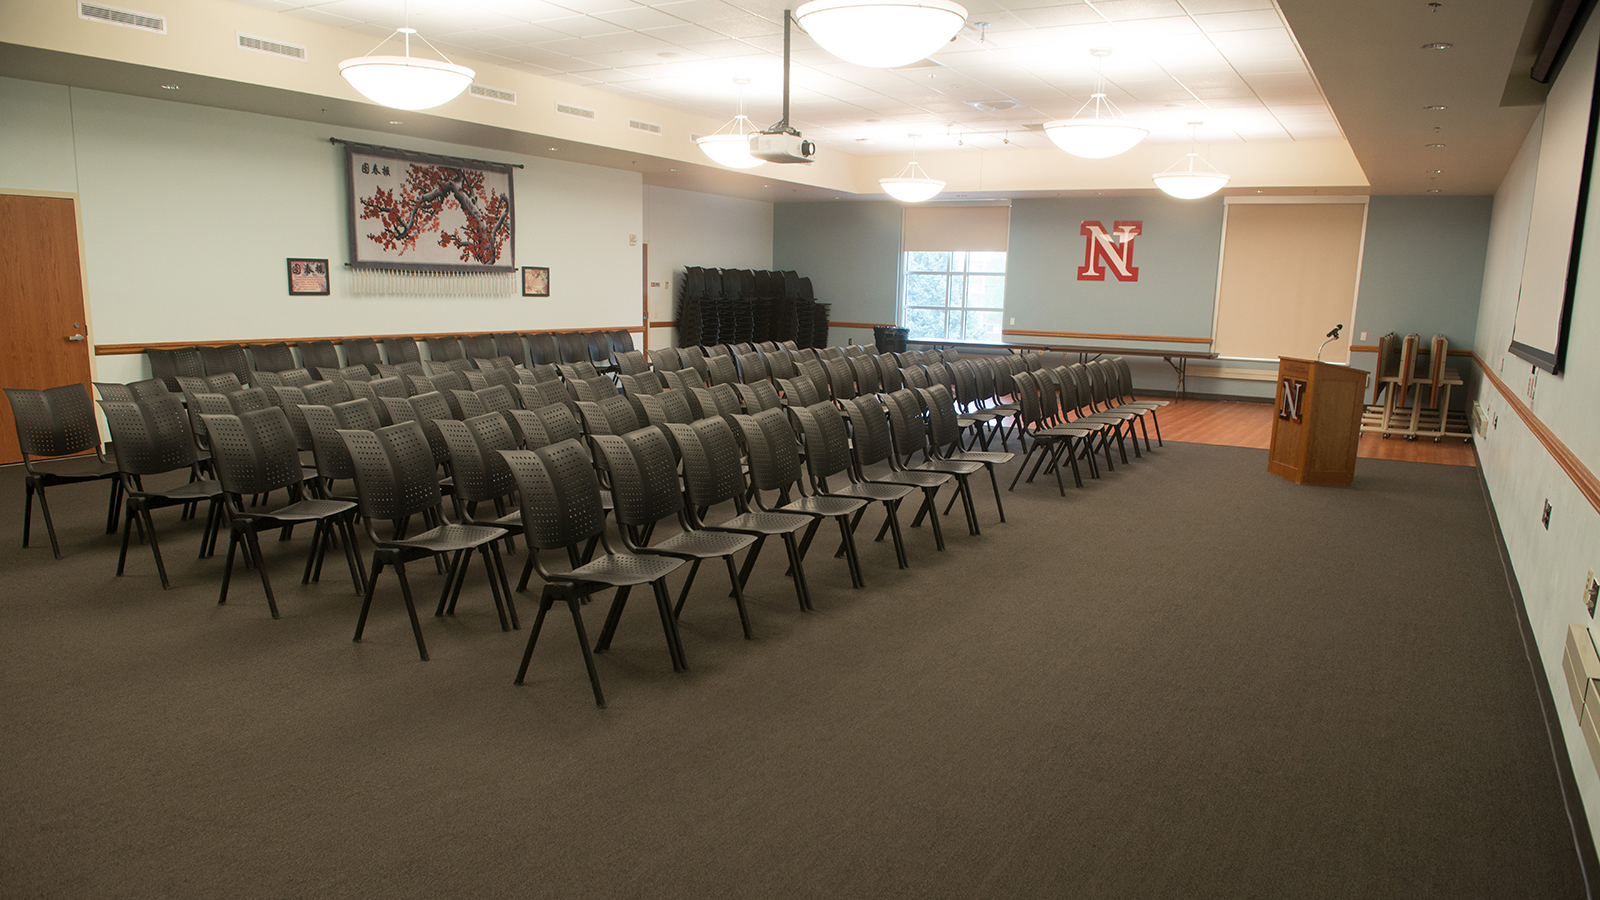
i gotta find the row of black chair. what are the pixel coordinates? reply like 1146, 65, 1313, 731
678, 267, 830, 349
142, 330, 637, 392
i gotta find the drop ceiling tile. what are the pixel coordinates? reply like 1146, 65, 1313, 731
575, 49, 662, 66
535, 37, 618, 56
298, 0, 389, 21
1088, 0, 1187, 21
678, 38, 763, 58
590, 5, 686, 28
483, 22, 576, 42
1206, 28, 1296, 54
541, 15, 631, 37
507, 61, 563, 75
282, 7, 362, 26
1112, 15, 1202, 38
1179, 0, 1273, 11
650, 0, 746, 19
704, 16, 785, 38
547, 71, 605, 84
229, 0, 301, 10
1006, 4, 1103, 28
469, 0, 575, 20
582, 30, 681, 51
1193, 9, 1284, 32
1228, 55, 1307, 75
550, 0, 647, 13
431, 31, 521, 52
639, 22, 727, 44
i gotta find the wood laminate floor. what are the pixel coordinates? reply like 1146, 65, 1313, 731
1143, 397, 1477, 467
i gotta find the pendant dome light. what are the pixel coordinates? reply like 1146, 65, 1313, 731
880, 134, 945, 202
1042, 48, 1148, 159
794, 0, 968, 69
1153, 121, 1231, 199
696, 78, 765, 169
339, 8, 474, 112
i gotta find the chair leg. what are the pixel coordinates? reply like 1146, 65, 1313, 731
566, 593, 605, 708
141, 505, 171, 590
836, 515, 865, 588
780, 533, 813, 611
218, 526, 242, 608
479, 546, 512, 632
595, 586, 631, 653
487, 542, 518, 630
338, 515, 366, 595
353, 555, 385, 643
105, 478, 123, 536
391, 561, 430, 661
922, 488, 945, 550
34, 480, 64, 560
244, 525, 280, 619
884, 500, 908, 569
116, 501, 136, 576
722, 554, 753, 640
437, 550, 468, 617
650, 578, 687, 672
514, 587, 554, 685
984, 465, 1006, 523
673, 558, 703, 617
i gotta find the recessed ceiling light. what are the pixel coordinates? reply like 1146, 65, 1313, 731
1428, 169, 1443, 173
160, 84, 179, 90
1426, 143, 1445, 147
1427, 189, 1441, 193
550, 147, 558, 151
1424, 104, 1447, 110
1164, 103, 1184, 108
1421, 42, 1453, 50
389, 120, 403, 125
669, 168, 677, 172
658, 51, 680, 58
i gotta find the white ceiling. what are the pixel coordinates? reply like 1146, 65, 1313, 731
233, 0, 1343, 155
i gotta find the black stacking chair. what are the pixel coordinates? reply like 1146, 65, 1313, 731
507, 403, 584, 451
555, 332, 588, 364
735, 380, 781, 414
608, 330, 635, 356
705, 353, 740, 386
297, 341, 340, 371
918, 385, 1012, 523
614, 350, 650, 377
249, 342, 298, 373
651, 346, 684, 372
666, 418, 814, 612
341, 338, 381, 374
765, 347, 798, 381
516, 380, 574, 416
519, 363, 562, 385
557, 361, 601, 382
301, 403, 361, 501
776, 375, 823, 408
660, 368, 703, 394
526, 333, 560, 366
337, 421, 515, 661
840, 395, 955, 550
382, 336, 421, 365
199, 345, 253, 385
884, 389, 984, 535
733, 408, 867, 590
617, 372, 663, 400
569, 377, 619, 405
502, 441, 687, 706
1007, 371, 1092, 496
593, 428, 758, 640
636, 391, 696, 431
435, 413, 524, 546
426, 336, 465, 362
225, 386, 272, 415
492, 333, 526, 366
202, 407, 364, 618
4, 384, 123, 558
97, 396, 224, 588
790, 402, 912, 569
146, 347, 204, 391
583, 332, 615, 371
733, 350, 767, 383
461, 334, 497, 360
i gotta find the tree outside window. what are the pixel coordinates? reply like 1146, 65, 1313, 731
901, 251, 1006, 343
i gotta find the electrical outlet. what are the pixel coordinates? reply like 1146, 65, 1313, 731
1009, 317, 1015, 325
1587, 569, 1598, 617
1360, 331, 1367, 341
1543, 499, 1552, 530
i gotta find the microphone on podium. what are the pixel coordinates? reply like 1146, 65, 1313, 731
1316, 324, 1344, 362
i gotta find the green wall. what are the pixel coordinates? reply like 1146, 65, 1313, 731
1353, 195, 1490, 348
772, 200, 903, 326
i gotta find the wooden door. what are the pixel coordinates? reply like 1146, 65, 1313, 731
0, 194, 94, 464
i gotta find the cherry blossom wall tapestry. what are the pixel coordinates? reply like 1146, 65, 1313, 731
344, 142, 515, 273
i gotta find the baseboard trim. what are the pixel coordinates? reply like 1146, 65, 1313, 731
1476, 443, 1599, 898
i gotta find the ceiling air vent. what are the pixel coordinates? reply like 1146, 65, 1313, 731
79, 1, 166, 33
470, 84, 517, 105
629, 119, 662, 136
556, 102, 595, 120
237, 33, 306, 61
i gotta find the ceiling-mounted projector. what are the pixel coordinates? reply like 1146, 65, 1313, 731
752, 132, 816, 164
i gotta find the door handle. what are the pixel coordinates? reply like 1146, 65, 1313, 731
67, 334, 85, 342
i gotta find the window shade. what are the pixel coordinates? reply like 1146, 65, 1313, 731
902, 206, 1010, 252
1212, 200, 1367, 362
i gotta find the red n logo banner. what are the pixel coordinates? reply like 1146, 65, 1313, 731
1077, 220, 1142, 282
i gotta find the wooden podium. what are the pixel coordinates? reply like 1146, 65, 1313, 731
1267, 357, 1367, 485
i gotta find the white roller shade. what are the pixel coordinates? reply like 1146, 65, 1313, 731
1213, 199, 1367, 362
902, 205, 1011, 252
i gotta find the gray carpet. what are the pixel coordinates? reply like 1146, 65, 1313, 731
0, 442, 1586, 899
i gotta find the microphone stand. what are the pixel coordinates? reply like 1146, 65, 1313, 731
1316, 326, 1343, 362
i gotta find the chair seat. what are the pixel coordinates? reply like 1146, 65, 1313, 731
875, 469, 950, 489
781, 495, 866, 518
711, 510, 811, 536
914, 457, 984, 476
250, 497, 357, 524
949, 448, 1012, 465
29, 455, 120, 482
833, 481, 914, 503
648, 528, 756, 560
156, 479, 224, 502
566, 551, 683, 587
389, 522, 506, 554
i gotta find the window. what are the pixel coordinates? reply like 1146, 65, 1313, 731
901, 250, 1006, 343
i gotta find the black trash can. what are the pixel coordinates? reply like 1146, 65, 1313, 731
873, 325, 909, 354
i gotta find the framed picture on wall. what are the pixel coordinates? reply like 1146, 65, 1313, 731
287, 258, 330, 295
522, 266, 550, 297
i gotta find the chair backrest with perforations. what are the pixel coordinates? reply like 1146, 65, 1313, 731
7, 384, 104, 463
280, 368, 316, 389
519, 363, 561, 385
297, 341, 340, 371
841, 395, 894, 467
736, 380, 781, 413
99, 396, 197, 477
344, 338, 382, 372
570, 376, 616, 404
407, 392, 455, 467
426, 336, 465, 362
380, 396, 415, 425
516, 380, 572, 414
615, 350, 649, 376
775, 376, 819, 407
175, 376, 210, 397
850, 355, 881, 396
918, 386, 964, 449
1012, 371, 1045, 429
765, 348, 798, 380
638, 390, 695, 428
199, 344, 252, 384
495, 333, 527, 366
660, 368, 702, 394
617, 373, 663, 398
239, 407, 304, 495
884, 389, 930, 464
508, 404, 583, 449
693, 383, 742, 421
705, 353, 739, 386
301, 404, 356, 482
502, 440, 605, 550
592, 433, 660, 528
147, 347, 204, 391
671, 417, 747, 509
733, 351, 767, 383
383, 336, 422, 364
525, 333, 559, 366
461, 334, 497, 360
93, 382, 135, 403
344, 420, 443, 521
248, 342, 297, 373
576, 394, 640, 436
735, 408, 803, 493
651, 346, 684, 372
791, 402, 853, 487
